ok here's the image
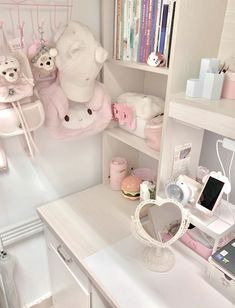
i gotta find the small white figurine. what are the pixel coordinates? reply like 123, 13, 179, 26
147, 52, 166, 67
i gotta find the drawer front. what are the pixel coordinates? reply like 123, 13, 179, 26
45, 228, 90, 308
208, 265, 235, 303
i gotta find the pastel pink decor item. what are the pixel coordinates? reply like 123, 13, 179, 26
112, 103, 136, 130
222, 72, 235, 99
110, 157, 127, 190
162, 232, 212, 260
38, 80, 112, 140
144, 116, 163, 151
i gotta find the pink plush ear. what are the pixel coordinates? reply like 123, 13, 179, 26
95, 46, 108, 64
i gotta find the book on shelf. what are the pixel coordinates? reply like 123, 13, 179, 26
144, 0, 154, 62
153, 0, 163, 53
138, 0, 148, 62
167, 0, 176, 67
113, 0, 176, 67
158, 2, 169, 55
115, 0, 122, 60
132, 0, 141, 62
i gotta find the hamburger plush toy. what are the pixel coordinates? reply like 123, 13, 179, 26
121, 175, 142, 200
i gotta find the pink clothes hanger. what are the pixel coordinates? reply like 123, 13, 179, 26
17, 3, 25, 48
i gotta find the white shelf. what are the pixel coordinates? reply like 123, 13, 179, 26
104, 127, 160, 160
169, 92, 235, 139
109, 59, 169, 76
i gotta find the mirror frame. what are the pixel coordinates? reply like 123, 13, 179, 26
131, 199, 190, 248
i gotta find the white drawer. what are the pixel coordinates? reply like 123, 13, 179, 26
45, 227, 90, 307
207, 264, 235, 304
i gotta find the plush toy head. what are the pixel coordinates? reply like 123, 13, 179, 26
55, 21, 108, 102
31, 45, 57, 72
62, 103, 97, 129
0, 55, 20, 83
147, 52, 166, 67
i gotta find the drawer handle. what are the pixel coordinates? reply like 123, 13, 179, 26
57, 245, 72, 263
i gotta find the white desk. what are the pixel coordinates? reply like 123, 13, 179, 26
85, 235, 234, 308
38, 184, 234, 308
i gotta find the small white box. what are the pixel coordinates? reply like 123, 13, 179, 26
199, 58, 219, 80
202, 73, 224, 100
186, 78, 202, 97
207, 263, 235, 304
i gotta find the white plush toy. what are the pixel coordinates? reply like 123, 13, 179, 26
62, 103, 97, 129
117, 92, 164, 119
116, 92, 164, 138
55, 21, 108, 102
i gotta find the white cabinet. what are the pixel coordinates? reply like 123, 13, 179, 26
45, 228, 90, 308
45, 227, 110, 308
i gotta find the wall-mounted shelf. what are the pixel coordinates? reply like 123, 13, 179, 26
104, 127, 160, 160
168, 92, 235, 139
108, 59, 169, 76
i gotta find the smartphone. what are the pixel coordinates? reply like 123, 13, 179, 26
195, 175, 225, 216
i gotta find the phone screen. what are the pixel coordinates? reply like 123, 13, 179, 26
198, 177, 224, 211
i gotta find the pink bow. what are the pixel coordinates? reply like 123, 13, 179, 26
0, 79, 34, 103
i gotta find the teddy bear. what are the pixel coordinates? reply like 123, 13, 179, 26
0, 54, 34, 103
55, 21, 108, 103
31, 45, 57, 72
0, 55, 20, 83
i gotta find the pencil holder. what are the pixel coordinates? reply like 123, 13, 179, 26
110, 157, 127, 190
222, 72, 235, 99
199, 58, 219, 80
202, 73, 224, 100
186, 78, 202, 98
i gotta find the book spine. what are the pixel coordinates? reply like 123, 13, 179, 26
126, 0, 134, 61
138, 0, 148, 62
144, 0, 153, 61
167, 0, 176, 67
141, 0, 150, 62
163, 0, 173, 59
154, 0, 162, 52
113, 0, 117, 59
116, 0, 122, 60
149, 0, 157, 54
132, 0, 141, 62
120, 0, 125, 60
122, 0, 128, 61
158, 3, 169, 54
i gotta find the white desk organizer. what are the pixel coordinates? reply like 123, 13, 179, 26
186, 58, 224, 100
156, 191, 235, 254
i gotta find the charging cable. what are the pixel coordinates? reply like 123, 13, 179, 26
216, 139, 235, 223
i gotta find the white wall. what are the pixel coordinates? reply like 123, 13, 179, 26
199, 0, 235, 204
0, 0, 101, 305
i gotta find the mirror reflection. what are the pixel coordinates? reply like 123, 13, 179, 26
140, 201, 183, 244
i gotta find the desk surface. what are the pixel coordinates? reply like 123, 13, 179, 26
38, 184, 234, 308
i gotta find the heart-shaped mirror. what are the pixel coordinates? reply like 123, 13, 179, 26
131, 199, 190, 272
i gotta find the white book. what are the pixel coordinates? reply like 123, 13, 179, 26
132, 0, 141, 62
126, 0, 134, 61
113, 0, 118, 59
123, 0, 128, 61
